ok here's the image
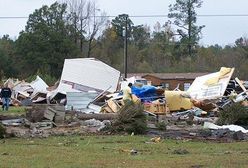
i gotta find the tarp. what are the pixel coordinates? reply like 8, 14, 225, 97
48, 58, 120, 100
187, 67, 235, 100
132, 85, 158, 102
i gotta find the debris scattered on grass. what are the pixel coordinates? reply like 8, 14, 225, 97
1, 152, 9, 155
190, 165, 204, 168
0, 124, 6, 139
172, 149, 190, 155
150, 137, 162, 143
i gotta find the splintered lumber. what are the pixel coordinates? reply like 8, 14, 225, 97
235, 77, 248, 96
0, 115, 24, 120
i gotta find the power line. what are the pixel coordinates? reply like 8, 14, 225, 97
0, 17, 28, 19
1, 14, 248, 19
129, 14, 248, 17
197, 14, 248, 17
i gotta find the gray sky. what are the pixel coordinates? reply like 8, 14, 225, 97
1, 0, 248, 46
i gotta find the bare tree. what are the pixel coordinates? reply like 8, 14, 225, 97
60, 0, 106, 57
86, 3, 106, 58
62, 0, 91, 52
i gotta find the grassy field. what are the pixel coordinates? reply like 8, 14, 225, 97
0, 135, 248, 168
0, 106, 26, 116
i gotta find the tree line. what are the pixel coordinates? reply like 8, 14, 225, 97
0, 0, 247, 85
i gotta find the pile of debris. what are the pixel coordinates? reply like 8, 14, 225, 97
2, 76, 48, 106
1, 106, 112, 138
0, 58, 248, 140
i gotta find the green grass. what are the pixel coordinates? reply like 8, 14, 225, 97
0, 106, 26, 116
0, 135, 248, 168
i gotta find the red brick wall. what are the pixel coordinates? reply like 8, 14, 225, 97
144, 76, 164, 86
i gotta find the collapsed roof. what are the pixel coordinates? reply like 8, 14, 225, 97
188, 67, 235, 100
48, 58, 121, 100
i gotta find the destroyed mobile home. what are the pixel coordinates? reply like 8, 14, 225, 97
1, 58, 248, 140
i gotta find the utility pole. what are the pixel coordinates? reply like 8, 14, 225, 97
80, 18, 83, 53
123, 15, 128, 78
188, 0, 192, 57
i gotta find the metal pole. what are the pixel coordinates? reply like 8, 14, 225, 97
124, 16, 128, 78
80, 18, 83, 53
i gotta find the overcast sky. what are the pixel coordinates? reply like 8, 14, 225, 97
1, 0, 248, 46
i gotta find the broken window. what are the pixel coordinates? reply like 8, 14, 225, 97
162, 83, 170, 89
184, 83, 191, 91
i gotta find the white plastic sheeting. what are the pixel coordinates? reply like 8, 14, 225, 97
48, 58, 120, 100
204, 122, 248, 133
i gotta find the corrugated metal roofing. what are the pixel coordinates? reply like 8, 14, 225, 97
66, 92, 99, 110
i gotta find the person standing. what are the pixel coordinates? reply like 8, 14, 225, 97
122, 83, 133, 104
1, 85, 12, 111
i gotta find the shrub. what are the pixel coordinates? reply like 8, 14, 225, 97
155, 121, 167, 131
217, 103, 248, 125
0, 124, 6, 139
111, 101, 147, 134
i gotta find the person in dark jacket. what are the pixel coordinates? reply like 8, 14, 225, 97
1, 85, 12, 111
